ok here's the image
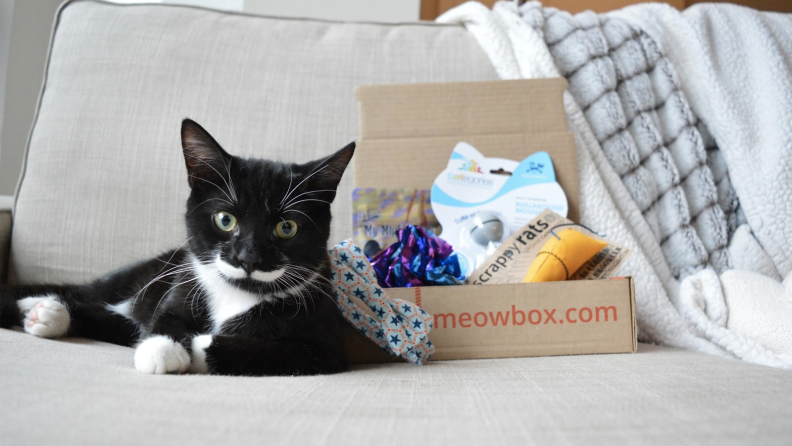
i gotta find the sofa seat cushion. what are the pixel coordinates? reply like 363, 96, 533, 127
2, 328, 791, 445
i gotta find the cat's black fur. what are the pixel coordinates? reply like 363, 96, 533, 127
0, 119, 354, 376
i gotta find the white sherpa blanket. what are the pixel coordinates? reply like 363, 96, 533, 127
438, 1, 792, 368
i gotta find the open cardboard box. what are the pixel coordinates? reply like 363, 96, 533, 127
345, 79, 636, 363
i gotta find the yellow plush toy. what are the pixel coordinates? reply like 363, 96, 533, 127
523, 229, 607, 283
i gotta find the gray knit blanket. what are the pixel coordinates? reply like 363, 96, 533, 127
518, 2, 744, 279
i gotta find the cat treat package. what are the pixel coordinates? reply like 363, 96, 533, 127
351, 188, 441, 258
464, 209, 632, 286
348, 79, 636, 363
430, 142, 569, 276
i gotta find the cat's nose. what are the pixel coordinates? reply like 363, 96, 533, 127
235, 250, 262, 274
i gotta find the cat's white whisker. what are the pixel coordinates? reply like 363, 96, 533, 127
274, 276, 300, 319
186, 277, 206, 321
149, 276, 201, 322
278, 164, 329, 209
286, 268, 330, 293
281, 189, 335, 210
282, 198, 333, 210
184, 152, 238, 204
275, 270, 310, 306
150, 257, 215, 318
287, 271, 334, 310
281, 267, 328, 311
289, 275, 313, 313
158, 238, 193, 269
273, 272, 312, 299
130, 264, 194, 311
285, 264, 335, 287
187, 197, 233, 215
190, 176, 236, 205
280, 274, 309, 312
282, 209, 319, 229
224, 158, 238, 203
278, 165, 294, 207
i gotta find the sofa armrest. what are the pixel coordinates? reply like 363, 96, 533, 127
0, 199, 12, 285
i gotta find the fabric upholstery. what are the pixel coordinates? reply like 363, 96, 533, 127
9, 0, 498, 284
0, 210, 10, 284
2, 329, 791, 446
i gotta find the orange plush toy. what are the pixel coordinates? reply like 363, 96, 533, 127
523, 229, 607, 283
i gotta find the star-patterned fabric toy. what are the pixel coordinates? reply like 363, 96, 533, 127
328, 239, 435, 365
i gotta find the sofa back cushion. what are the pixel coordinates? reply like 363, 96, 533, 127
10, 0, 496, 283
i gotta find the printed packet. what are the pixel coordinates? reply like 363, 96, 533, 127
352, 188, 441, 257
465, 209, 632, 285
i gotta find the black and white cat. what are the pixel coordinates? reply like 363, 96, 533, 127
0, 119, 354, 376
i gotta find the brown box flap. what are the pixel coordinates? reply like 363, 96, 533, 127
355, 79, 569, 140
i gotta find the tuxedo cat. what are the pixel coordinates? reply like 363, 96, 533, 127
0, 119, 354, 376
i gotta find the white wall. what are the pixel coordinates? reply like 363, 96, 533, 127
244, 0, 420, 22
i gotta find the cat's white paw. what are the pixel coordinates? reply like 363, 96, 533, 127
18, 296, 70, 338
188, 334, 213, 374
134, 335, 191, 374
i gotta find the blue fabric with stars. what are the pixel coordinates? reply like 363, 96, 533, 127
328, 239, 435, 365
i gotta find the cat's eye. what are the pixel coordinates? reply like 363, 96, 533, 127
275, 220, 298, 239
213, 212, 237, 232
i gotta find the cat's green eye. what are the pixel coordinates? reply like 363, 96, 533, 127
275, 220, 298, 239
213, 212, 237, 232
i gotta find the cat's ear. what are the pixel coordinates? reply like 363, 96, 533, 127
181, 119, 232, 189
305, 142, 356, 196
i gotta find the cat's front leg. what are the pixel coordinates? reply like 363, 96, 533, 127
134, 313, 196, 375
134, 335, 192, 374
189, 334, 347, 376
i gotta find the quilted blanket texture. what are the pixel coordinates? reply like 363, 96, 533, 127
439, 1, 792, 368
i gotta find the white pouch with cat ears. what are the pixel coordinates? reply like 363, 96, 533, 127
430, 142, 569, 277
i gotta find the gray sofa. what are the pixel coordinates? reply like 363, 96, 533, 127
1, 1, 790, 444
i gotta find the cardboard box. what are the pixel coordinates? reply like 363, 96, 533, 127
349, 79, 636, 362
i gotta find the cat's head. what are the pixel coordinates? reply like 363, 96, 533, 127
180, 119, 354, 299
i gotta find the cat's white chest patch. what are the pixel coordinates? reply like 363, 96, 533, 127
192, 257, 272, 333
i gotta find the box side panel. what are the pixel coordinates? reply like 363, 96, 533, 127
386, 279, 635, 361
